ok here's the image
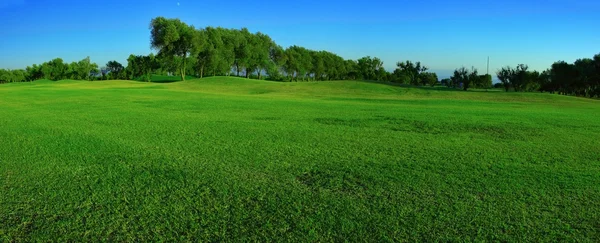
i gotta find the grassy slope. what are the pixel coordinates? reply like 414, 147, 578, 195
1, 77, 599, 241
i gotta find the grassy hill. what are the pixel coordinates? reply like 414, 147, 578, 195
1, 77, 599, 241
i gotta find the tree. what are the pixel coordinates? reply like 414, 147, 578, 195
466, 68, 479, 91
266, 45, 286, 80
356, 56, 384, 80
512, 64, 529, 92
283, 46, 312, 81
345, 60, 359, 80
282, 46, 299, 80
524, 71, 541, 92
106, 60, 125, 79
0, 69, 12, 83
248, 32, 275, 80
573, 58, 596, 97
12, 70, 26, 82
440, 78, 451, 87
127, 54, 158, 82
478, 74, 493, 89
394, 61, 428, 85
196, 28, 217, 78
232, 28, 251, 77
539, 55, 600, 97
41, 58, 69, 81
496, 67, 513, 92
451, 67, 478, 91
26, 64, 43, 81
150, 17, 200, 81
420, 72, 438, 87
311, 51, 326, 81
74, 56, 98, 81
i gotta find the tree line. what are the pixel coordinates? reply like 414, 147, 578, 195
1, 16, 598, 98
0, 57, 99, 83
495, 55, 600, 97
147, 17, 443, 84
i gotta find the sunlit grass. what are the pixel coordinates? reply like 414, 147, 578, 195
1, 77, 599, 241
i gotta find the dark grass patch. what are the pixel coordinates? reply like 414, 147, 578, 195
466, 124, 544, 141
375, 115, 543, 140
296, 169, 369, 196
314, 118, 368, 128
378, 116, 444, 134
252, 117, 281, 121
248, 89, 273, 95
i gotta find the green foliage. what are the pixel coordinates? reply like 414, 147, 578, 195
1, 77, 599, 241
493, 53, 600, 98
393, 61, 428, 85
497, 67, 513, 92
541, 56, 600, 97
0, 69, 27, 83
419, 72, 438, 87
150, 17, 200, 81
477, 74, 493, 89
5, 16, 599, 99
3, 57, 98, 83
25, 64, 43, 81
67, 56, 99, 81
41, 58, 69, 80
106, 60, 125, 79
496, 64, 536, 92
127, 54, 159, 82
451, 67, 479, 91
356, 56, 385, 81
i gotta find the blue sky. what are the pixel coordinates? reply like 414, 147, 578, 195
1, 0, 599, 78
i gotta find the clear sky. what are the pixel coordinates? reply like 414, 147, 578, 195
1, 0, 599, 78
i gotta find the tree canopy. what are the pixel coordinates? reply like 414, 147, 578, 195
2, 16, 599, 99
150, 17, 200, 81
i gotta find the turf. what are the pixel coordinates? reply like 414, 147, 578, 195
133, 74, 196, 83
1, 77, 599, 241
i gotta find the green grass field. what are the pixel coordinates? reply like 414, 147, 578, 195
1, 77, 599, 241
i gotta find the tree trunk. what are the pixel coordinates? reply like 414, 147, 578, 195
181, 55, 187, 81
200, 66, 204, 79
257, 68, 261, 80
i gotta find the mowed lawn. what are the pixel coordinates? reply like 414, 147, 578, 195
1, 77, 599, 241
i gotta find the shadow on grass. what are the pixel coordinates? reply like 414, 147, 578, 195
357, 80, 502, 92
150, 79, 181, 83
131, 75, 199, 84
357, 80, 459, 92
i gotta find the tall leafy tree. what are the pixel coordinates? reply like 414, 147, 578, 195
76, 56, 98, 81
420, 72, 439, 87
512, 64, 529, 92
477, 74, 493, 89
451, 67, 478, 91
196, 28, 218, 78
106, 60, 125, 79
395, 61, 428, 85
356, 56, 384, 80
150, 17, 200, 81
496, 67, 513, 92
42, 58, 69, 81
266, 44, 286, 80
252, 32, 276, 80
232, 28, 251, 77
25, 64, 43, 81
127, 54, 158, 82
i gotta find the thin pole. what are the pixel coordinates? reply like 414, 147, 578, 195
487, 56, 490, 75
